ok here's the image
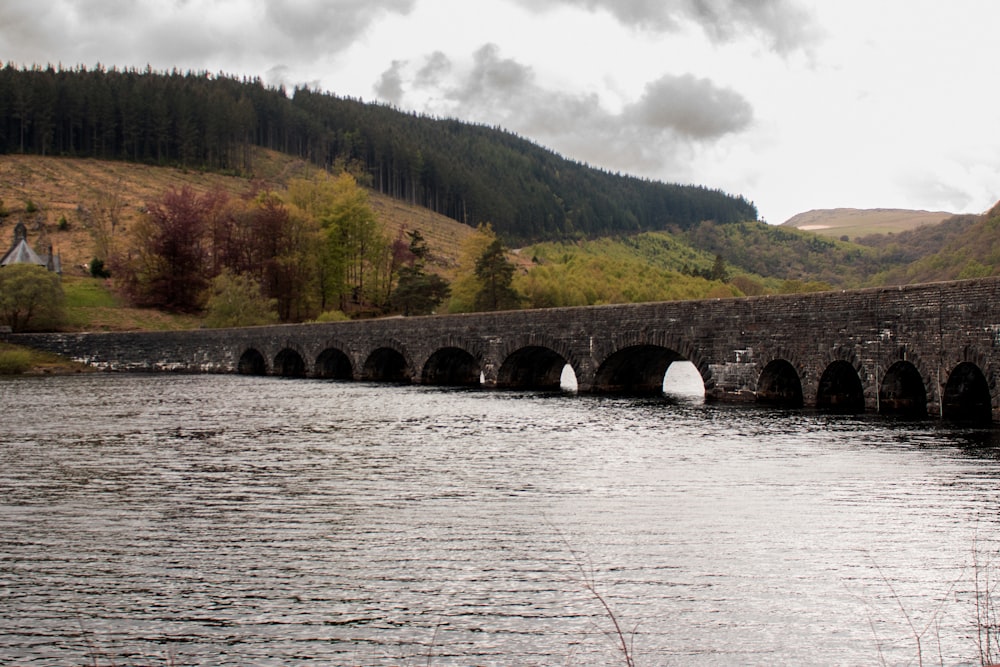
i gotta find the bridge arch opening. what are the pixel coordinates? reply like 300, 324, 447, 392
593, 345, 685, 396
237, 348, 267, 375
879, 361, 927, 418
816, 360, 865, 413
363, 347, 411, 383
497, 346, 567, 391
560, 364, 579, 393
662, 360, 706, 402
275, 348, 306, 377
422, 347, 481, 386
757, 359, 804, 408
316, 348, 353, 380
943, 362, 992, 423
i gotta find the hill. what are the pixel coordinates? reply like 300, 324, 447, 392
0, 151, 474, 278
855, 205, 1000, 285
0, 64, 758, 244
781, 208, 954, 238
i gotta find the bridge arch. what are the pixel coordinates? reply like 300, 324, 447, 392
943, 361, 992, 423
274, 347, 307, 377
496, 346, 568, 391
315, 346, 353, 380
362, 341, 412, 383
492, 334, 581, 392
237, 348, 267, 375
757, 358, 804, 407
422, 347, 481, 386
879, 360, 928, 418
593, 344, 686, 396
593, 331, 713, 397
816, 359, 866, 413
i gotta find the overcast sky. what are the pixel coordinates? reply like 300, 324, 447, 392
2, 0, 999, 224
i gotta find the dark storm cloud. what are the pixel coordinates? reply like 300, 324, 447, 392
515, 0, 818, 51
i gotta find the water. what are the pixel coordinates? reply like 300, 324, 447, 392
3, 373, 1000, 666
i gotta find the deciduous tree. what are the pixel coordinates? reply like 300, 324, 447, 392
448, 223, 498, 313
0, 264, 65, 332
114, 185, 220, 312
203, 269, 278, 328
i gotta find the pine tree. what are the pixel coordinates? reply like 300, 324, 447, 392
474, 238, 522, 311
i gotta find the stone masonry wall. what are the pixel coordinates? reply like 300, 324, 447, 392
8, 277, 1000, 417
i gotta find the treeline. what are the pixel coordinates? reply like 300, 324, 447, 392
0, 63, 757, 244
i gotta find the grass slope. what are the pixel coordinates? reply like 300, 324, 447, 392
781, 208, 954, 238
0, 152, 474, 331
0, 151, 474, 279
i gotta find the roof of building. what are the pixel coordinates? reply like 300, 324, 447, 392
1, 238, 46, 267
1, 222, 61, 273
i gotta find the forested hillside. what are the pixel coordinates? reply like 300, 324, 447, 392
0, 64, 757, 243
856, 207, 1000, 284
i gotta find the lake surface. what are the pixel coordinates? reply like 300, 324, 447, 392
3, 372, 1000, 665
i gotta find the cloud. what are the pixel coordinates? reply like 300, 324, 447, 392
0, 0, 418, 73
624, 74, 753, 139
375, 44, 754, 177
375, 60, 407, 104
513, 0, 819, 52
264, 0, 417, 51
448, 44, 534, 105
414, 51, 451, 88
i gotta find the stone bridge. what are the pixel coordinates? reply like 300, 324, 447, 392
10, 277, 1000, 422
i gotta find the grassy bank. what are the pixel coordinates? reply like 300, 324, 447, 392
0, 341, 92, 376
63, 276, 203, 332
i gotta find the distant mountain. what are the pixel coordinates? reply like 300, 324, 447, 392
0, 64, 758, 244
781, 208, 954, 238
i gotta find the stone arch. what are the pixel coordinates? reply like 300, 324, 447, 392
816, 359, 866, 413
496, 346, 568, 391
593, 344, 686, 396
422, 346, 481, 386
315, 346, 353, 380
879, 360, 927, 418
274, 347, 307, 377
943, 361, 993, 423
362, 340, 412, 383
757, 358, 804, 407
237, 347, 267, 375
494, 335, 581, 392
595, 330, 713, 396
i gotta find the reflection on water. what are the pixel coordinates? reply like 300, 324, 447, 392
2, 373, 1000, 665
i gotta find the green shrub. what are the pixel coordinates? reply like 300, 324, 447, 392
89, 258, 111, 279
0, 349, 33, 374
314, 309, 350, 322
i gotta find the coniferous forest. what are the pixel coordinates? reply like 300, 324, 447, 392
0, 64, 758, 244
